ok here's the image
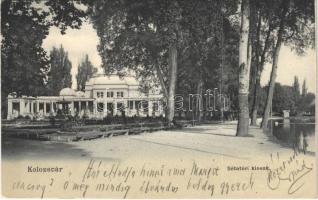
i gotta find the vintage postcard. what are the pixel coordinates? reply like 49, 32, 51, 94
1, 0, 317, 198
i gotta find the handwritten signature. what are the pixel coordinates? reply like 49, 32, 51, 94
266, 150, 313, 194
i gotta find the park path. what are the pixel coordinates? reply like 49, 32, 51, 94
2, 123, 293, 161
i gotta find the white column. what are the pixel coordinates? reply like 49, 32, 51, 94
43, 102, 47, 115
124, 100, 128, 114
113, 101, 116, 115
104, 101, 108, 117
93, 101, 97, 114
25, 101, 29, 114
148, 100, 152, 116
70, 101, 74, 116
36, 101, 39, 113
7, 99, 13, 119
158, 100, 163, 116
31, 101, 34, 114
19, 99, 24, 116
25, 101, 28, 113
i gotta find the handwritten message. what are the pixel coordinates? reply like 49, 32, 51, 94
5, 150, 315, 198
266, 149, 314, 194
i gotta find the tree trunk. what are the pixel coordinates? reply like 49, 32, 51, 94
251, 73, 260, 125
260, 42, 282, 129
155, 64, 169, 119
236, 0, 250, 136
167, 43, 178, 125
251, 16, 273, 126
155, 64, 169, 100
250, 10, 262, 126
261, 0, 289, 129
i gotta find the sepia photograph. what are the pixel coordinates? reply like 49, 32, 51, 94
1, 0, 317, 198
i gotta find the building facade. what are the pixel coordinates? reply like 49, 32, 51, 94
7, 74, 164, 120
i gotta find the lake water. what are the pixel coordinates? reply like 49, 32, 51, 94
269, 118, 315, 154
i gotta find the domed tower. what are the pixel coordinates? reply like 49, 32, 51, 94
59, 88, 76, 97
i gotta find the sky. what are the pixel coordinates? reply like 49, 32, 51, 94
42, 21, 316, 93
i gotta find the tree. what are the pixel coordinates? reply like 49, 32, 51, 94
261, 0, 288, 129
76, 54, 97, 91
297, 92, 315, 114
175, 1, 240, 121
248, 0, 314, 127
46, 45, 73, 95
261, 0, 314, 129
292, 76, 301, 105
1, 0, 50, 97
88, 0, 176, 123
1, 0, 50, 117
236, 0, 251, 136
1, 0, 87, 117
1, 0, 87, 96
272, 83, 296, 114
302, 79, 307, 97
249, 0, 276, 125
88, 0, 230, 125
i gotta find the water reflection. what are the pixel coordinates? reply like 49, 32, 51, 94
269, 118, 315, 154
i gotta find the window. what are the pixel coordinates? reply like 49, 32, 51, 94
88, 101, 93, 112
128, 101, 134, 110
97, 103, 104, 112
135, 101, 141, 110
107, 91, 114, 98
117, 103, 124, 112
107, 103, 114, 115
97, 92, 104, 98
153, 102, 159, 112
39, 103, 44, 111
117, 91, 124, 98
143, 101, 148, 113
13, 102, 20, 112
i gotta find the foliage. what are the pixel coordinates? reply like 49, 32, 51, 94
297, 92, 315, 114
76, 54, 97, 91
46, 45, 73, 95
301, 79, 307, 96
248, 0, 315, 126
44, 0, 87, 34
272, 83, 296, 114
269, 81, 315, 115
88, 0, 240, 119
261, 0, 315, 128
1, 0, 50, 98
292, 76, 301, 104
1, 0, 88, 117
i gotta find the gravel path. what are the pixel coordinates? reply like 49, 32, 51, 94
3, 123, 302, 162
